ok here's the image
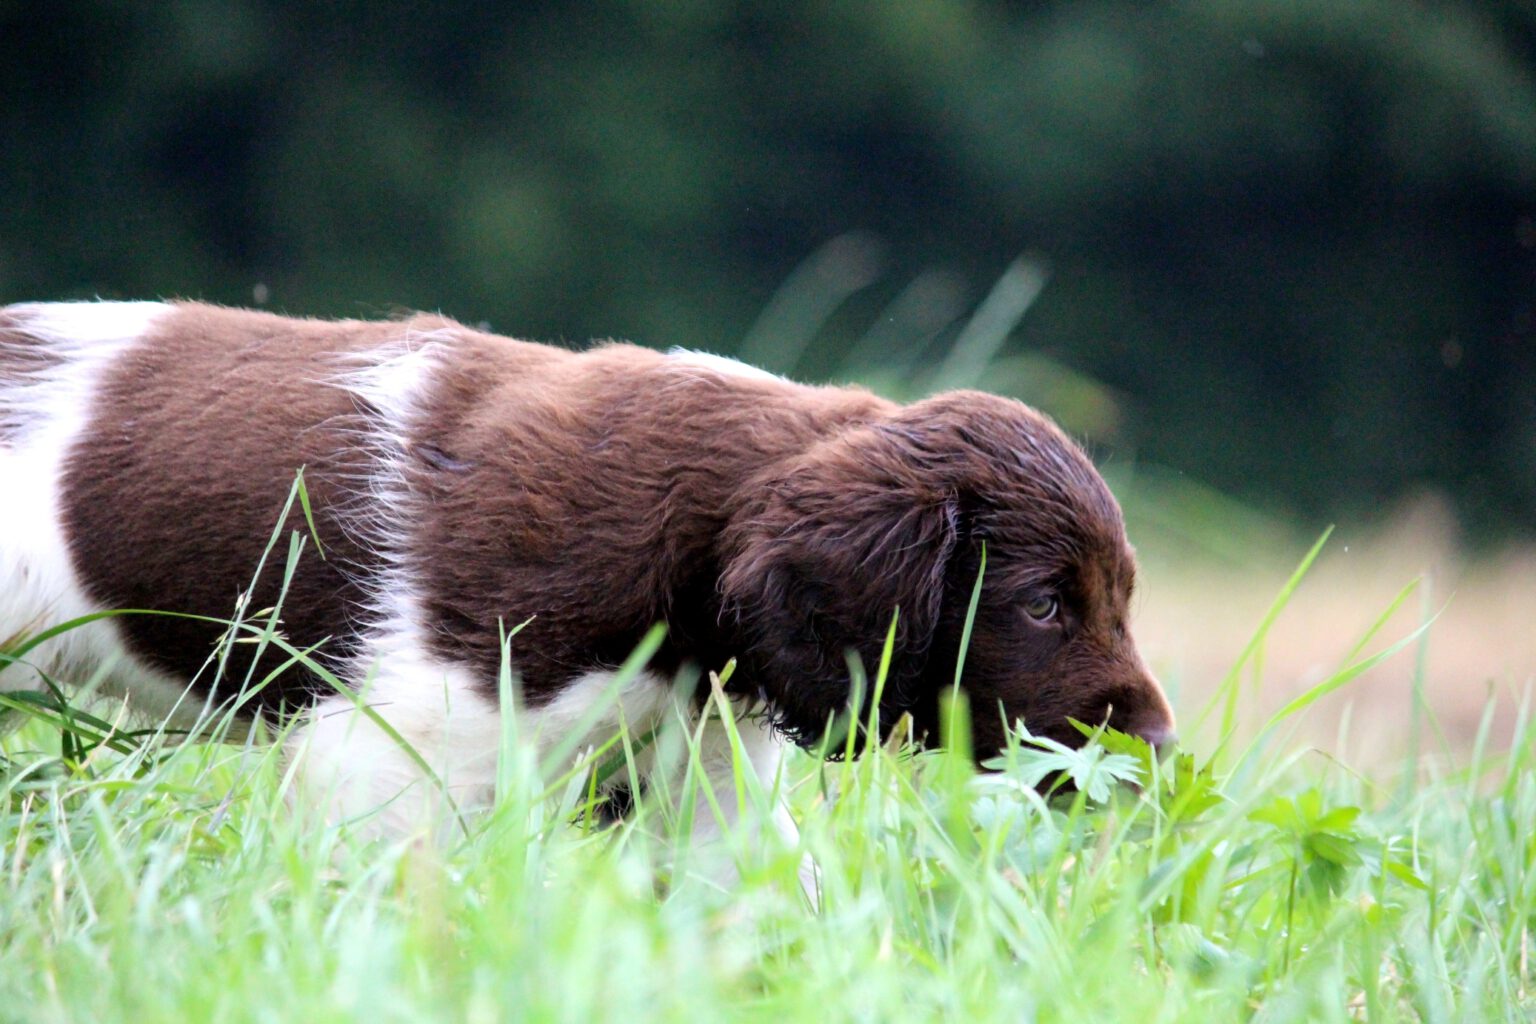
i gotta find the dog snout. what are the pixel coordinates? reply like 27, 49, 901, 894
1135, 721, 1178, 753
1105, 670, 1177, 752
1125, 689, 1177, 753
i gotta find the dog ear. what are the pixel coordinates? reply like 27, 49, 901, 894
719, 419, 961, 746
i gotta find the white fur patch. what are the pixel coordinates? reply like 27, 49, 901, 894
665, 348, 782, 383
685, 702, 802, 857
288, 328, 482, 832
0, 301, 199, 726
286, 654, 508, 838
288, 651, 800, 870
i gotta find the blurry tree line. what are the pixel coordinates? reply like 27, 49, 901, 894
2, 0, 1533, 538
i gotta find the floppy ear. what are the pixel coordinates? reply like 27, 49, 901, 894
719, 420, 961, 746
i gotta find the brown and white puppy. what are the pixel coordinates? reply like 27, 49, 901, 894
0, 301, 1173, 838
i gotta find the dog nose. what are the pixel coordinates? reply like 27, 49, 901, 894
1137, 723, 1177, 753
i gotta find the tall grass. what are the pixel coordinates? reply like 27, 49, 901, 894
2, 533, 1532, 1023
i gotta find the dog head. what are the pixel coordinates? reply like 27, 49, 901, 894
720, 390, 1174, 761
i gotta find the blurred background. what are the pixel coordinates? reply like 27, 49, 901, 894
3, 1, 1533, 761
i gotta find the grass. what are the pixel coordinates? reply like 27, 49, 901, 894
2, 534, 1533, 1024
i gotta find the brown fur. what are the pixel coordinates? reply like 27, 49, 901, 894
57, 302, 1173, 759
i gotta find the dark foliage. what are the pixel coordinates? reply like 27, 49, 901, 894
2, 1, 1532, 535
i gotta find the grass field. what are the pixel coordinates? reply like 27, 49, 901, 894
1128, 492, 1536, 769
2, 526, 1533, 1023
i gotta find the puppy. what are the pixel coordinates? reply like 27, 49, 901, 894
0, 301, 1174, 842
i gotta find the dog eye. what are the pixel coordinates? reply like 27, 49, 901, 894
1022, 593, 1059, 623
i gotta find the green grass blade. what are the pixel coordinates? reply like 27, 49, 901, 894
1194, 526, 1333, 744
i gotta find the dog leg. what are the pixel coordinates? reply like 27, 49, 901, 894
286, 643, 683, 843
683, 701, 819, 905
283, 648, 504, 842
